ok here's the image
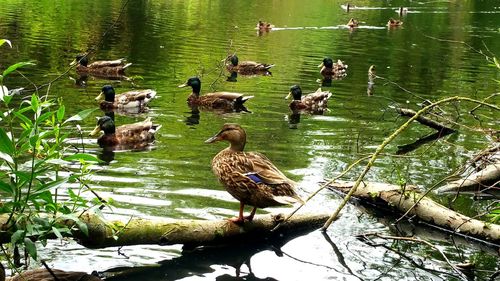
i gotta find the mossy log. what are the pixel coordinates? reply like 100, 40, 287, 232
328, 181, 500, 243
0, 213, 329, 249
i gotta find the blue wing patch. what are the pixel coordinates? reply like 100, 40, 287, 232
244, 172, 263, 184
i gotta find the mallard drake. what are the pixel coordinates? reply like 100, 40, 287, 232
178, 77, 253, 112
96, 85, 156, 110
319, 57, 348, 79
286, 85, 332, 114
71, 55, 131, 77
257, 21, 274, 31
205, 123, 304, 224
0, 263, 101, 281
89, 116, 160, 149
387, 18, 403, 27
225, 55, 274, 76
347, 18, 359, 28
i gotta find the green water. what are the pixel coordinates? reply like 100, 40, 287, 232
1, 0, 499, 280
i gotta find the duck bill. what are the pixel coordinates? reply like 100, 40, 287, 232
204, 132, 222, 144
69, 59, 77, 67
89, 125, 102, 137
95, 92, 104, 101
317, 62, 324, 68
178, 83, 188, 88
285, 92, 292, 100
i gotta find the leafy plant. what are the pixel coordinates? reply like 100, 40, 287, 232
0, 39, 102, 263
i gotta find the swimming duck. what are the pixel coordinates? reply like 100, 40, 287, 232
286, 85, 332, 114
89, 116, 160, 149
178, 77, 253, 112
319, 57, 348, 79
347, 18, 359, 28
257, 21, 274, 31
71, 55, 131, 77
96, 85, 156, 110
387, 18, 403, 27
205, 123, 304, 224
0, 263, 101, 281
225, 55, 274, 76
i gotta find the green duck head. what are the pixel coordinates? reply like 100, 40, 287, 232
228, 55, 239, 66
96, 85, 116, 102
318, 57, 333, 68
72, 54, 89, 67
178, 77, 201, 95
286, 85, 302, 100
89, 116, 115, 136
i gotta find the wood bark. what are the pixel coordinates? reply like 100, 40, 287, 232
396, 107, 455, 133
0, 213, 329, 249
328, 181, 500, 243
437, 163, 500, 194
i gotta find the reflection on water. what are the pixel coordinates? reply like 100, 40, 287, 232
1, 0, 499, 280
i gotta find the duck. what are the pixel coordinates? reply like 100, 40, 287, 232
346, 18, 359, 28
397, 7, 408, 16
178, 77, 253, 112
257, 21, 274, 31
89, 116, 161, 149
71, 55, 132, 77
96, 85, 156, 110
0, 263, 101, 281
225, 54, 274, 76
387, 18, 403, 27
286, 85, 332, 114
205, 123, 304, 224
318, 57, 348, 79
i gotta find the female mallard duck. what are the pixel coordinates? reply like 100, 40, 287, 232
71, 55, 132, 77
206, 123, 304, 224
319, 57, 348, 80
347, 18, 359, 28
225, 55, 274, 76
96, 85, 156, 110
89, 116, 160, 149
387, 18, 403, 27
286, 85, 332, 114
178, 77, 253, 112
0, 263, 101, 281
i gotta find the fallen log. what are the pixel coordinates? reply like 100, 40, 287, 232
328, 181, 500, 244
396, 107, 455, 133
0, 212, 330, 249
437, 163, 500, 194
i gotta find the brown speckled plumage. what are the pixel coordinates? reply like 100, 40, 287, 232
72, 55, 131, 77
319, 57, 348, 80
287, 85, 332, 114
206, 124, 303, 224
96, 85, 156, 110
225, 55, 273, 76
0, 263, 101, 281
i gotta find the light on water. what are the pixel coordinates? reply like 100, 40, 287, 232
0, 0, 499, 280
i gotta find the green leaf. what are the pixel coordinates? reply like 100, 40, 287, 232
30, 94, 39, 112
0, 128, 14, 154
0, 39, 12, 48
2, 61, 35, 77
63, 108, 97, 124
13, 111, 33, 127
24, 238, 37, 260
11, 230, 24, 245
75, 219, 89, 237
34, 178, 68, 194
57, 105, 65, 122
52, 227, 63, 239
63, 153, 101, 163
0, 180, 13, 194
37, 111, 54, 124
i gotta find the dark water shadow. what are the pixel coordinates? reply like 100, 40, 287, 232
396, 130, 455, 155
103, 227, 320, 281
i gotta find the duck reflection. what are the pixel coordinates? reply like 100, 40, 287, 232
185, 106, 201, 125
226, 71, 238, 82
287, 111, 301, 129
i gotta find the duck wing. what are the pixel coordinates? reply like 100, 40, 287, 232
117, 89, 156, 103
239, 61, 274, 71
88, 58, 127, 68
243, 151, 295, 186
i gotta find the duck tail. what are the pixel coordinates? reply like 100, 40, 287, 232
264, 64, 275, 70
123, 63, 133, 69
273, 195, 305, 205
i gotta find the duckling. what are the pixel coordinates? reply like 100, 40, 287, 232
178, 77, 253, 112
0, 263, 101, 281
89, 116, 160, 149
225, 55, 274, 76
205, 123, 304, 224
387, 18, 403, 27
71, 55, 131, 77
319, 57, 348, 80
286, 85, 332, 114
347, 18, 359, 28
96, 85, 156, 110
257, 21, 274, 31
